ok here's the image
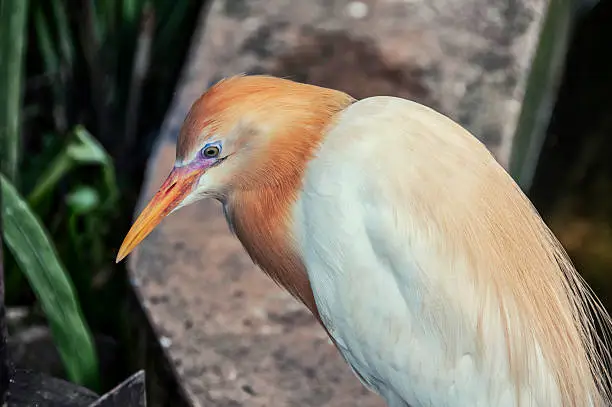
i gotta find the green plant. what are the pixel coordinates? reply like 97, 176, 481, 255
31, 0, 197, 160
28, 126, 118, 207
11, 126, 121, 324
1, 0, 203, 393
1, 0, 100, 390
20, 0, 201, 329
0, 0, 29, 183
2, 174, 100, 389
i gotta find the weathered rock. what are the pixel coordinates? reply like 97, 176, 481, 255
128, 0, 572, 406
5, 370, 98, 407
161, 0, 565, 166
88, 371, 147, 407
4, 369, 147, 407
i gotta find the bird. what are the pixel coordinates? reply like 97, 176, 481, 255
117, 74, 612, 407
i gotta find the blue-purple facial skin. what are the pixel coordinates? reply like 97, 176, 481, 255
115, 141, 225, 261
177, 141, 223, 175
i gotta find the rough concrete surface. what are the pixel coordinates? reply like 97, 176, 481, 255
128, 0, 555, 405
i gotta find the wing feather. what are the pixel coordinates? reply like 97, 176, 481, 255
295, 96, 612, 407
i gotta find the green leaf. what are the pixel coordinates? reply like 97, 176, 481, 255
66, 186, 100, 215
123, 0, 143, 23
67, 126, 110, 164
33, 2, 69, 132
50, 0, 75, 67
0, 0, 29, 183
1, 173, 100, 389
27, 126, 118, 207
155, 0, 190, 51
100, 0, 118, 34
26, 147, 71, 207
70, 126, 119, 206
34, 6, 60, 77
86, 0, 104, 44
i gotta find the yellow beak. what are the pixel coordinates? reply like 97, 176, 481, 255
116, 166, 201, 263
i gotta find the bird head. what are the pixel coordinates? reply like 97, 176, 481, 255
116, 75, 353, 262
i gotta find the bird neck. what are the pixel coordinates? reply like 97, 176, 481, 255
223, 91, 354, 320
227, 186, 319, 318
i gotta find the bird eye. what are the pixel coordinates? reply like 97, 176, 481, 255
201, 145, 220, 158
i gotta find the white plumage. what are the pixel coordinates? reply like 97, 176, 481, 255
294, 96, 554, 406
118, 76, 612, 407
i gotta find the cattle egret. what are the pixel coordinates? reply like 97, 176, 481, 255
117, 75, 612, 407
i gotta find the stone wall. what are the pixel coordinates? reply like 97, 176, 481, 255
161, 0, 559, 168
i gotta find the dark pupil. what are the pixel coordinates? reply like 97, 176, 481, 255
204, 147, 218, 157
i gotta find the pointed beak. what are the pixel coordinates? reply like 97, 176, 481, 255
116, 166, 201, 263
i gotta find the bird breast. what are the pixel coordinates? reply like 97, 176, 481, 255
288, 96, 567, 406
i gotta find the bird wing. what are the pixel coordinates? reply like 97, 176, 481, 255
292, 96, 611, 407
